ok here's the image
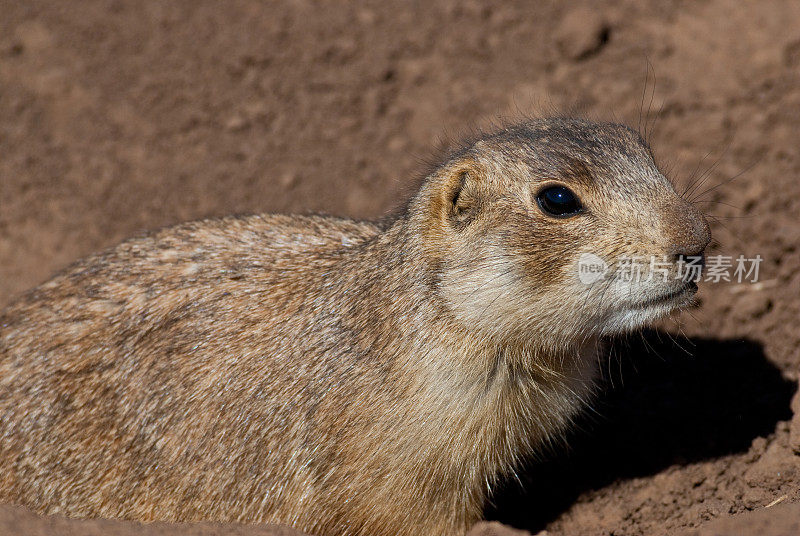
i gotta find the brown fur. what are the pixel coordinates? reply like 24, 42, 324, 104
0, 119, 710, 536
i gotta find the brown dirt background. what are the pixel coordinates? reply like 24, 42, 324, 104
1, 0, 800, 535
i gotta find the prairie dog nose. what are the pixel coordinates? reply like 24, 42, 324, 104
666, 200, 712, 260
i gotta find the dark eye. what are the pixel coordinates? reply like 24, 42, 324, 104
536, 185, 583, 218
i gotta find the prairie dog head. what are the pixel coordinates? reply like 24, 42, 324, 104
410, 118, 711, 349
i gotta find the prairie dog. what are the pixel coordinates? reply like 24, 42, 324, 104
0, 119, 710, 536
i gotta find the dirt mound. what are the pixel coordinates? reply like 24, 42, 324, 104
2, 0, 800, 534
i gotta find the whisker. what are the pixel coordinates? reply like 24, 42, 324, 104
689, 157, 761, 204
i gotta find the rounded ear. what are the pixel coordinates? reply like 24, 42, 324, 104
436, 160, 484, 229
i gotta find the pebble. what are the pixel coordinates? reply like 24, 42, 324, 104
555, 6, 610, 61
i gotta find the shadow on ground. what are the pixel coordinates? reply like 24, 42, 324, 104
486, 330, 796, 533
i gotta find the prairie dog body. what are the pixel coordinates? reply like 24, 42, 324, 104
0, 119, 710, 536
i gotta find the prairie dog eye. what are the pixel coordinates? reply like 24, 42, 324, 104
536, 185, 583, 218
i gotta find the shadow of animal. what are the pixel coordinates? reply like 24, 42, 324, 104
487, 331, 795, 533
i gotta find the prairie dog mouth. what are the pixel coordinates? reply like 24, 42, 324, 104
633, 281, 698, 309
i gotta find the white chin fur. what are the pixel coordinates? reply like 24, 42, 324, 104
599, 304, 676, 335
587, 279, 694, 335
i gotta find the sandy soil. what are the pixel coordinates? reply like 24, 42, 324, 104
1, 1, 799, 534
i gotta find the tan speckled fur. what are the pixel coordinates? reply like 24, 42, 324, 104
0, 119, 710, 536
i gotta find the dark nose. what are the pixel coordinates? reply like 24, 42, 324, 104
667, 202, 711, 262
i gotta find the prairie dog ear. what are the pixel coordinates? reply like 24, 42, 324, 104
436, 160, 485, 229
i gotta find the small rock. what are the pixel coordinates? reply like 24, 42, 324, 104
466, 521, 532, 536
554, 6, 610, 61
741, 486, 765, 508
279, 172, 300, 188
388, 135, 407, 152
14, 20, 54, 53
734, 292, 772, 319
225, 114, 249, 131
789, 381, 800, 455
356, 8, 377, 25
